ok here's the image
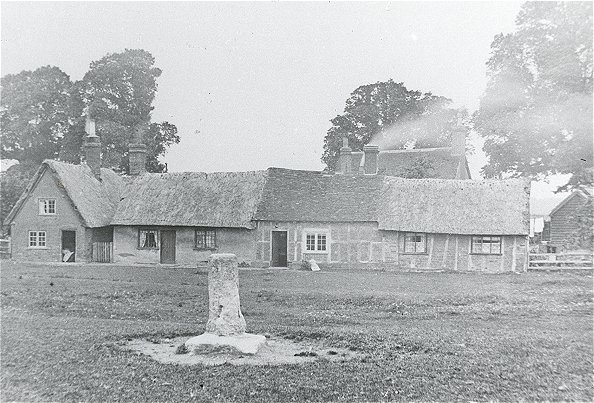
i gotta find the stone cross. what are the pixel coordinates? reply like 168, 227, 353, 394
185, 253, 266, 355
205, 253, 246, 335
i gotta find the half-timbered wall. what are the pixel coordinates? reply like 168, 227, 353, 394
254, 221, 528, 272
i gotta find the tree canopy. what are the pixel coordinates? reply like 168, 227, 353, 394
0, 49, 180, 173
0, 66, 73, 164
474, 2, 593, 190
0, 49, 180, 230
322, 79, 468, 170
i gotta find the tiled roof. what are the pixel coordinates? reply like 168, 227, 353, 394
254, 168, 383, 222
377, 147, 467, 179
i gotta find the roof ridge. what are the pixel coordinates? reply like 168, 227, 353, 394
379, 147, 451, 154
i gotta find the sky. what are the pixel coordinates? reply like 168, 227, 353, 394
1, 1, 566, 198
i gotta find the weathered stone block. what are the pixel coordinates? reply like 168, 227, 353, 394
205, 253, 246, 336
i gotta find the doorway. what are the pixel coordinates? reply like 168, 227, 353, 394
271, 230, 288, 267
160, 230, 176, 264
61, 230, 76, 262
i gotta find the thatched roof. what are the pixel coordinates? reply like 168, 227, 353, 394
4, 160, 125, 228
378, 177, 530, 235
5, 160, 529, 236
254, 168, 383, 222
377, 147, 469, 179
111, 171, 267, 228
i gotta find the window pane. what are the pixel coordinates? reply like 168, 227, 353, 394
317, 234, 326, 251
417, 234, 426, 252
481, 239, 491, 254
29, 231, 37, 246
404, 234, 415, 253
491, 237, 501, 254
306, 234, 315, 251
140, 230, 158, 248
196, 230, 205, 248
47, 200, 55, 214
38, 232, 46, 247
205, 230, 216, 248
471, 237, 482, 253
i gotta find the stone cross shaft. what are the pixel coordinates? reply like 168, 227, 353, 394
205, 253, 247, 336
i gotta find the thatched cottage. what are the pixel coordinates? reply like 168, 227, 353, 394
4, 132, 530, 271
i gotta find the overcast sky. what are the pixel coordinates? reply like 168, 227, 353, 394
1, 1, 567, 197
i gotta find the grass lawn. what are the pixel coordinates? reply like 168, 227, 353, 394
1, 261, 592, 402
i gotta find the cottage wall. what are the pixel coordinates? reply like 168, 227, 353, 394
9, 169, 89, 262
112, 226, 255, 266
385, 233, 528, 273
254, 221, 528, 272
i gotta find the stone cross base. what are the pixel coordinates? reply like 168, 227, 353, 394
185, 333, 267, 355
185, 253, 266, 356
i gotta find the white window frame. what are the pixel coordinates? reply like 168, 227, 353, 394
38, 198, 56, 215
303, 230, 329, 254
29, 230, 47, 248
195, 228, 217, 250
471, 236, 502, 255
138, 228, 159, 249
403, 232, 427, 254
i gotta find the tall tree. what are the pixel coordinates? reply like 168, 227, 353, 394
80, 49, 179, 173
1, 66, 73, 163
322, 79, 467, 169
0, 49, 180, 224
475, 2, 593, 189
1, 49, 180, 173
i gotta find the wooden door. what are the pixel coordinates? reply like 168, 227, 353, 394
271, 231, 288, 267
160, 230, 176, 264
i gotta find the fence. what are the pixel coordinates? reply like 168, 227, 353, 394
528, 252, 593, 271
92, 242, 113, 263
0, 238, 10, 259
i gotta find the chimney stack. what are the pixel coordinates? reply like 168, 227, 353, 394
83, 114, 101, 180
336, 137, 352, 174
363, 145, 379, 175
129, 122, 148, 176
451, 116, 466, 157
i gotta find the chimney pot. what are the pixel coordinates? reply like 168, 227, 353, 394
363, 145, 380, 175
83, 115, 101, 180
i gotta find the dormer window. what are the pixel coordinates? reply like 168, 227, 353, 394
39, 199, 56, 215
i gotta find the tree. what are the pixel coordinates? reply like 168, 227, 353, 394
474, 2, 593, 190
80, 49, 179, 173
322, 79, 468, 170
0, 49, 181, 222
1, 66, 73, 163
1, 49, 180, 174
401, 157, 436, 179
0, 163, 39, 228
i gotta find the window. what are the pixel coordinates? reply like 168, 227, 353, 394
305, 233, 327, 252
195, 228, 216, 250
38, 199, 56, 215
404, 233, 427, 254
138, 229, 159, 249
471, 236, 502, 254
29, 231, 47, 247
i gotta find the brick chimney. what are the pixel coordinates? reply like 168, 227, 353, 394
83, 115, 101, 180
336, 137, 352, 174
363, 145, 379, 175
129, 122, 148, 176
